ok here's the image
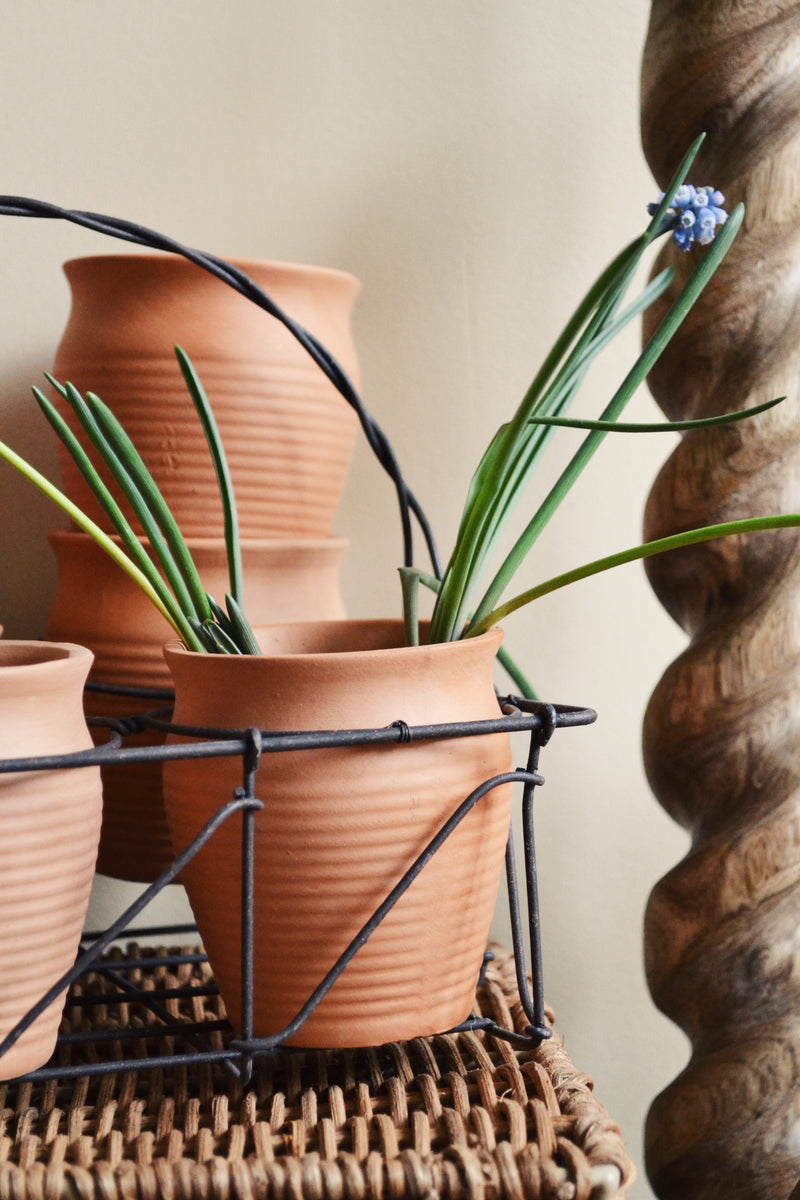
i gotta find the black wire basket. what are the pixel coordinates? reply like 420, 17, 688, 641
0, 689, 595, 1083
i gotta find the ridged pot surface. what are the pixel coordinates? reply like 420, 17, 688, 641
52, 253, 361, 539
0, 641, 102, 1080
45, 530, 348, 883
162, 620, 513, 1048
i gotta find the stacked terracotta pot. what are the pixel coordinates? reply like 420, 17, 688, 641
0, 641, 103, 1079
45, 253, 361, 881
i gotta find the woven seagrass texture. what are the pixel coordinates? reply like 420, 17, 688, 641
0, 943, 634, 1200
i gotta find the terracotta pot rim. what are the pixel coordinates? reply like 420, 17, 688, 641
165, 619, 503, 664
0, 640, 92, 670
62, 252, 361, 291
48, 528, 349, 553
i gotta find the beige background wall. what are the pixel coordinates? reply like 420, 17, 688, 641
1, 4, 692, 1194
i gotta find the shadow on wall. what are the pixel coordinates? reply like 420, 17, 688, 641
0, 365, 62, 639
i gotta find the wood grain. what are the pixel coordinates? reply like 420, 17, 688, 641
641, 4, 800, 1197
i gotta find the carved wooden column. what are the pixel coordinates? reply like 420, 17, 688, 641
640, 4, 800, 1198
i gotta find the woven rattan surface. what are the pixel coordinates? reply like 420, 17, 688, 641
0, 942, 634, 1200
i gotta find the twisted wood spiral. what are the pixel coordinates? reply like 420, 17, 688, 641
640, 4, 800, 1197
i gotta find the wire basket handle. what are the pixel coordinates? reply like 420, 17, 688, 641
0, 194, 441, 575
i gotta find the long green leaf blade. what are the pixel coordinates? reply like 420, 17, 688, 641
435, 266, 678, 633
467, 203, 745, 636
526, 394, 785, 433
224, 593, 261, 654
34, 387, 168, 593
49, 376, 205, 622
0, 432, 205, 650
202, 619, 243, 654
80, 386, 212, 622
430, 236, 659, 641
468, 511, 800, 636
429, 135, 709, 644
31, 386, 205, 650
642, 132, 706, 247
174, 345, 243, 604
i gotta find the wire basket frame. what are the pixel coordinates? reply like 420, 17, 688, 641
0, 689, 595, 1083
0, 198, 600, 1089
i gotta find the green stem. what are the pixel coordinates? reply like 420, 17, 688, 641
399, 567, 422, 646
406, 565, 537, 695
495, 645, 537, 700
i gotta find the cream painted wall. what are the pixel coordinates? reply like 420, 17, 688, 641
0, 4, 693, 1195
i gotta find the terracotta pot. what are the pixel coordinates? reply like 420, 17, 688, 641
0, 641, 102, 1080
46, 529, 348, 882
162, 620, 513, 1048
51, 253, 361, 539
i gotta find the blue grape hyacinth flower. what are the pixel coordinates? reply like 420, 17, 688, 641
647, 184, 728, 251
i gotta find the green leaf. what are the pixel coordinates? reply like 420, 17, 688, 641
45, 374, 209, 623
467, 511, 800, 637
495, 645, 537, 701
174, 346, 243, 605
31, 386, 206, 651
207, 594, 236, 634
429, 236, 668, 642
80, 386, 212, 622
224, 593, 262, 654
428, 134, 710, 645
188, 618, 220, 653
0, 430, 205, 651
467, 203, 745, 636
526, 394, 785, 433
428, 263, 624, 639
202, 618, 243, 654
642, 132, 706, 247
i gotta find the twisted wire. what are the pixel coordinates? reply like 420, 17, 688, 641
0, 195, 441, 577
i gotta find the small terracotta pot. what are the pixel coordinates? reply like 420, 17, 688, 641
0, 641, 102, 1080
52, 253, 361, 539
162, 620, 513, 1048
46, 529, 348, 882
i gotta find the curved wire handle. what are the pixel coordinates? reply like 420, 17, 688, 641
0, 195, 441, 576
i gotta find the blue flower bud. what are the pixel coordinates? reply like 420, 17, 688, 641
673, 184, 696, 208
672, 226, 694, 252
648, 181, 728, 250
693, 206, 718, 245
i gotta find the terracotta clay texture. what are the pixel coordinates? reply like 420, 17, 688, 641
45, 529, 348, 883
51, 253, 361, 539
0, 641, 102, 1080
162, 621, 514, 1048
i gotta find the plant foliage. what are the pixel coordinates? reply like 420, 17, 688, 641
0, 134, 798, 661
